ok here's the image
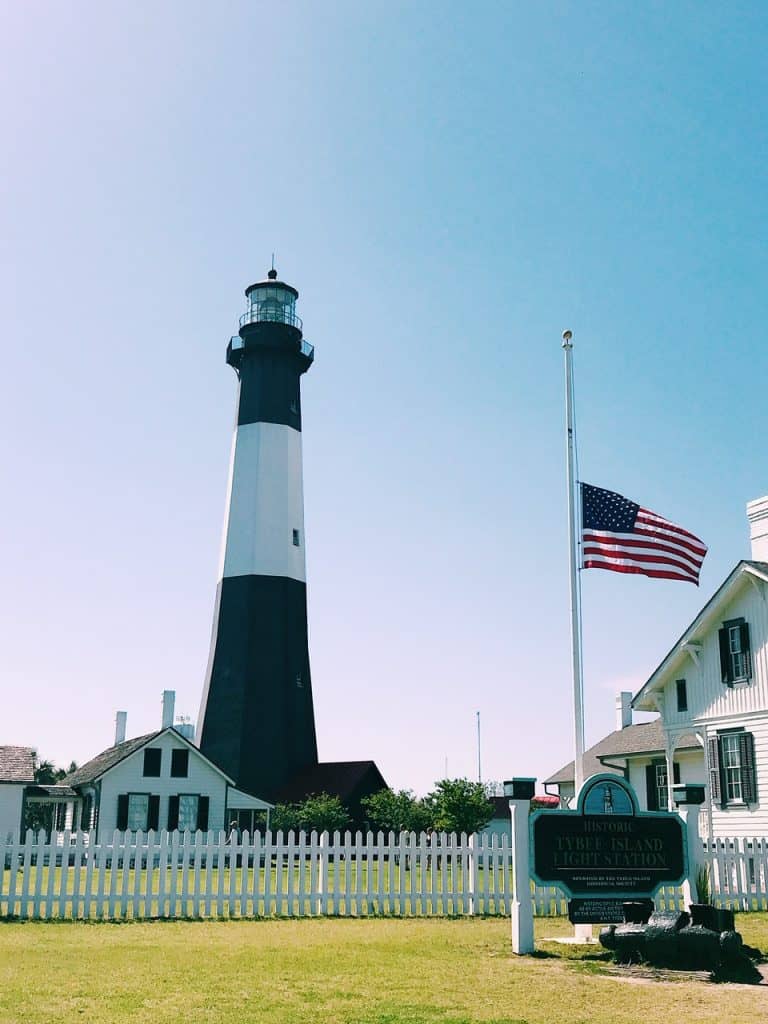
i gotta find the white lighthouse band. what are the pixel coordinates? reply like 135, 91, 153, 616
218, 420, 307, 583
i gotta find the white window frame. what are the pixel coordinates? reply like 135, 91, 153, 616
728, 625, 748, 682
177, 794, 200, 832
127, 793, 150, 831
655, 763, 669, 811
720, 734, 744, 803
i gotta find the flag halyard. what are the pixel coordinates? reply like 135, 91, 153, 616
581, 483, 707, 585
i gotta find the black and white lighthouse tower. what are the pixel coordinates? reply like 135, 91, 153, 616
197, 268, 318, 798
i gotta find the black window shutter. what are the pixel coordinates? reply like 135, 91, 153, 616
739, 732, 757, 804
673, 762, 681, 785
718, 627, 732, 685
645, 765, 658, 811
168, 795, 180, 830
147, 795, 160, 831
116, 794, 129, 831
708, 737, 722, 805
740, 622, 752, 680
198, 796, 209, 832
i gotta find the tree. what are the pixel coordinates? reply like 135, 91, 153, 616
24, 756, 78, 833
270, 793, 350, 834
361, 788, 433, 833
296, 793, 350, 833
425, 778, 493, 835
270, 803, 302, 832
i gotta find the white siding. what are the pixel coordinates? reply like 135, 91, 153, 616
665, 577, 768, 723
0, 785, 24, 841
96, 732, 229, 838
707, 717, 768, 838
627, 750, 704, 811
641, 570, 768, 839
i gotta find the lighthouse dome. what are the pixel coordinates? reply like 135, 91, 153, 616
243, 268, 301, 329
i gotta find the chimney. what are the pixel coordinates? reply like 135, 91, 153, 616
747, 496, 768, 561
114, 711, 127, 746
161, 690, 176, 730
615, 692, 632, 731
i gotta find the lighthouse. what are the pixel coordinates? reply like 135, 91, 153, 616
197, 268, 318, 798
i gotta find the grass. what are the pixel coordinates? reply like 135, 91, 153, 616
0, 915, 765, 1024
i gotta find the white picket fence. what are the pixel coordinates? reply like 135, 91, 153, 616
703, 836, 768, 911
1, 829, 766, 921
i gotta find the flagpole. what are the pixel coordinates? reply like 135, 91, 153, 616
563, 330, 585, 797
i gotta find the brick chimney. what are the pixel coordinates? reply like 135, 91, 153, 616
114, 711, 127, 746
615, 691, 632, 731
747, 496, 768, 561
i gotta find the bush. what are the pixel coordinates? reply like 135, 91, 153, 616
361, 788, 433, 833
425, 778, 493, 835
271, 794, 350, 834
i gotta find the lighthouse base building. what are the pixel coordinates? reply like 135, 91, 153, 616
197, 269, 386, 818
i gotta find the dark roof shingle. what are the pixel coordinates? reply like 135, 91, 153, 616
62, 733, 159, 787
545, 720, 701, 786
0, 746, 36, 783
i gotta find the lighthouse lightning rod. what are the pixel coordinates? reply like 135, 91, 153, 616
562, 330, 585, 797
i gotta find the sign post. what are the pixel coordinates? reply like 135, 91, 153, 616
673, 783, 706, 908
505, 778, 535, 954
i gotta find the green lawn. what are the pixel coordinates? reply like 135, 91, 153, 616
0, 915, 765, 1024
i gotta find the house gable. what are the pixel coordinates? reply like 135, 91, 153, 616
633, 561, 768, 724
95, 730, 230, 837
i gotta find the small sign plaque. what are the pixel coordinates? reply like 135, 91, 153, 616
567, 897, 653, 925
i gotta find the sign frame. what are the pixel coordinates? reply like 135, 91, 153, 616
529, 773, 688, 901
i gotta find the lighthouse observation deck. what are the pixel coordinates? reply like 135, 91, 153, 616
228, 334, 314, 365
227, 269, 314, 371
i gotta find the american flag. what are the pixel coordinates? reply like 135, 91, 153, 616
581, 483, 707, 585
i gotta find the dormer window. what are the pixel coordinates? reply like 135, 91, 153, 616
718, 618, 752, 685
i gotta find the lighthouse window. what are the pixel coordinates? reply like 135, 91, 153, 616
292, 529, 300, 547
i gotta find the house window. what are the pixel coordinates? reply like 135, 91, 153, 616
728, 627, 747, 680
127, 794, 150, 831
168, 794, 209, 831
709, 730, 757, 806
721, 734, 743, 803
718, 619, 752, 685
143, 748, 161, 777
292, 529, 300, 547
171, 749, 189, 778
178, 795, 199, 831
655, 764, 669, 810
676, 679, 688, 713
81, 794, 93, 831
646, 761, 681, 811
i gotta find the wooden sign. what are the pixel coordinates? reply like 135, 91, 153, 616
531, 774, 686, 900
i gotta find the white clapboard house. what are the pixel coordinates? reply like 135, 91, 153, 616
48, 692, 272, 839
547, 496, 768, 840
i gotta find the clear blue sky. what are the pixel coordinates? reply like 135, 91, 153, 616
1, 2, 766, 795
